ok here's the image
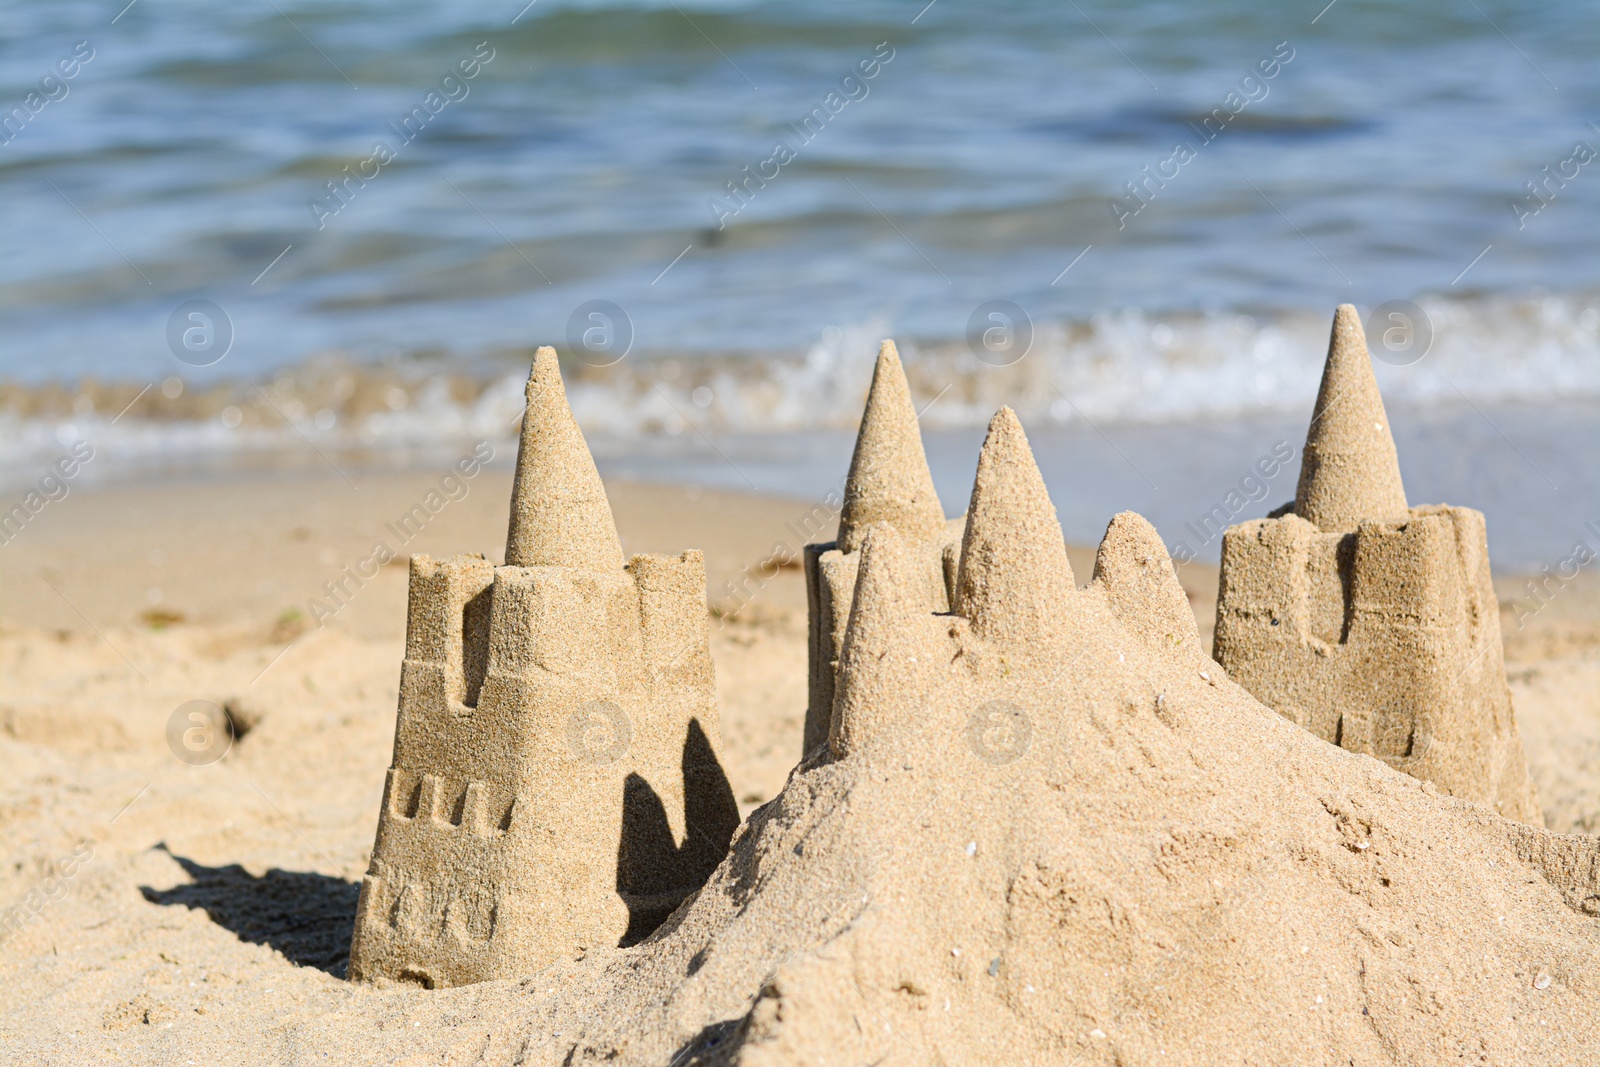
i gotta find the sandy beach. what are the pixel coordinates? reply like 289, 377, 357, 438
0, 457, 1596, 1063
8, 0, 1600, 1059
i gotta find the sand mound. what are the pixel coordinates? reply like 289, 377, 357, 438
803, 339, 963, 758
350, 348, 739, 988
462, 409, 1600, 1066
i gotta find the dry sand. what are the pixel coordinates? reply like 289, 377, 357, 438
2, 454, 1598, 1064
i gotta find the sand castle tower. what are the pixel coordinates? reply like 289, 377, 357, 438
802, 341, 964, 757
1211, 305, 1540, 822
348, 349, 740, 989
829, 404, 1208, 762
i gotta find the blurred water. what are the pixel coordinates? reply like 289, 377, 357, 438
3, 0, 1598, 379
1, 0, 1597, 565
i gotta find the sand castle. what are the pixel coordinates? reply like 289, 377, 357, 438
517, 408, 1599, 1066
802, 340, 964, 757
829, 405, 1208, 765
1212, 305, 1540, 822
347, 348, 739, 989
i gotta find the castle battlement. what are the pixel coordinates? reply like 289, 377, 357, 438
1213, 306, 1539, 823
827, 403, 1210, 765
349, 349, 739, 989
803, 341, 963, 757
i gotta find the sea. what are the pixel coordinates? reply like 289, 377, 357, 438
2, 0, 1597, 568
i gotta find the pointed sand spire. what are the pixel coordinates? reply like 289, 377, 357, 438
504, 347, 625, 570
831, 522, 920, 759
1294, 305, 1409, 530
836, 340, 946, 554
953, 408, 1074, 638
1092, 511, 1201, 655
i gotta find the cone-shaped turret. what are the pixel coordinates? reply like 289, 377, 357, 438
1293, 305, 1409, 530
830, 522, 921, 759
953, 408, 1074, 639
504, 347, 625, 570
1093, 511, 1202, 658
836, 340, 946, 554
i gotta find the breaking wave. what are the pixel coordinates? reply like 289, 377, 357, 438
3, 291, 1597, 490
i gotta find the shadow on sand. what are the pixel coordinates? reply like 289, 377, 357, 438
616, 718, 740, 946
140, 844, 359, 976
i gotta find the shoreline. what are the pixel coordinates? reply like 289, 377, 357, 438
6, 393, 1596, 573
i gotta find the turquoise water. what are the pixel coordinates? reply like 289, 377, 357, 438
1, 0, 1597, 565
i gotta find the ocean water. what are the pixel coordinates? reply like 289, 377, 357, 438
2, 0, 1597, 566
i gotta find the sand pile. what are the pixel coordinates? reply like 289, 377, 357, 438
350, 349, 739, 987
803, 340, 964, 758
311, 344, 1599, 1064
436, 406, 1600, 1066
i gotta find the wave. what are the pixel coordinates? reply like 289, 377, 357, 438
3, 291, 1597, 488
